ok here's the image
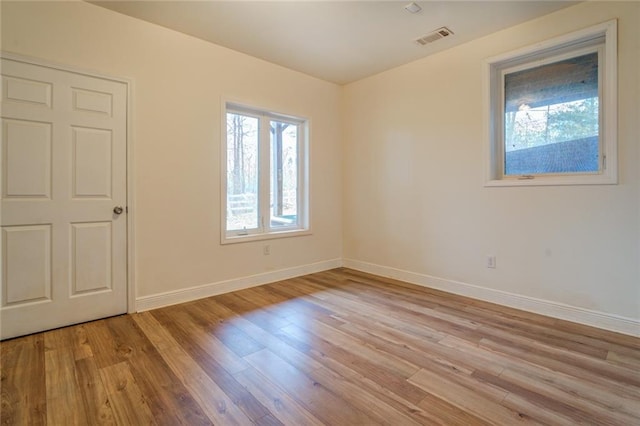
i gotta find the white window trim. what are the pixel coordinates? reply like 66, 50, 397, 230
483, 20, 617, 187
221, 100, 310, 244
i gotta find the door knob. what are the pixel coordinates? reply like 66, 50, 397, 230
113, 206, 124, 215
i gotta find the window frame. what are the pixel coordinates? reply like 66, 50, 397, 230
483, 20, 617, 187
221, 101, 310, 244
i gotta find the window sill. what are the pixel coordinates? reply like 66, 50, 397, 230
484, 174, 617, 187
221, 228, 312, 245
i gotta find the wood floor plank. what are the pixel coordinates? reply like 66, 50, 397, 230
133, 312, 254, 425
441, 334, 640, 408
130, 312, 177, 351
71, 324, 95, 361
500, 392, 581, 425
478, 324, 640, 387
195, 299, 325, 375
408, 368, 542, 425
324, 270, 442, 310
274, 278, 449, 343
337, 320, 496, 376
416, 392, 494, 426
494, 368, 640, 423
233, 367, 325, 426
479, 336, 640, 399
157, 344, 252, 425
254, 413, 284, 425
0, 334, 46, 425
432, 303, 615, 361
244, 348, 378, 425
74, 356, 116, 425
317, 273, 484, 333
284, 318, 420, 378
331, 269, 475, 314
277, 322, 429, 405
215, 291, 292, 334
151, 307, 272, 423
83, 318, 126, 368
472, 369, 599, 424
607, 349, 640, 370
304, 363, 424, 426
104, 315, 212, 426
44, 334, 89, 425
2, 268, 640, 425
158, 306, 251, 375
197, 312, 264, 358
99, 362, 156, 425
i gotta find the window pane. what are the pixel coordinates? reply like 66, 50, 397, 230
226, 112, 259, 231
504, 52, 599, 175
270, 121, 298, 228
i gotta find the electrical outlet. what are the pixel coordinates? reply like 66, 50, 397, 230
487, 255, 496, 269
263, 245, 271, 255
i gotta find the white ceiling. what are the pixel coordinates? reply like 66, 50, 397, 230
90, 1, 577, 85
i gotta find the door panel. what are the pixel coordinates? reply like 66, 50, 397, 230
2, 225, 52, 305
71, 222, 112, 295
72, 87, 113, 116
2, 119, 52, 198
72, 126, 112, 198
3, 75, 52, 107
1, 56, 128, 339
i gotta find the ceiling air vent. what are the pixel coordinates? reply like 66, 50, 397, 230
415, 27, 454, 46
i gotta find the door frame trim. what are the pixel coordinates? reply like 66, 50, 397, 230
1, 51, 137, 314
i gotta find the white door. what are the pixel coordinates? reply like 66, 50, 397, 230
1, 56, 128, 340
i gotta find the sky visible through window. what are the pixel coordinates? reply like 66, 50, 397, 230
505, 97, 599, 152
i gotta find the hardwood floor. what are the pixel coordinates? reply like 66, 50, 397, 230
2, 268, 639, 425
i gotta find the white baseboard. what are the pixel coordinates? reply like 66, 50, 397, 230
135, 256, 639, 337
343, 258, 640, 338
136, 258, 342, 312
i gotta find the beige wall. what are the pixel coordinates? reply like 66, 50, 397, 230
2, 1, 638, 327
1, 1, 343, 298
343, 1, 640, 321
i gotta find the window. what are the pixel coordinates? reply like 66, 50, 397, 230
484, 20, 617, 186
222, 102, 309, 243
